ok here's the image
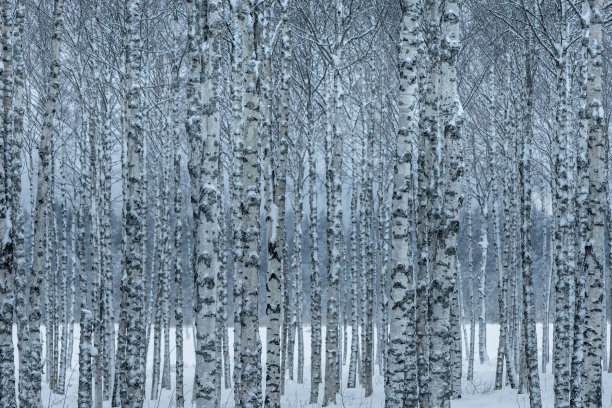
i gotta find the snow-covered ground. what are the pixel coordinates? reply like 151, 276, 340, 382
31, 323, 612, 407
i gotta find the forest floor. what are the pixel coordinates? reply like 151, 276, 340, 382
32, 323, 612, 407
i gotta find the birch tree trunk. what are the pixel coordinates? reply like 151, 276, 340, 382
571, 7, 590, 403
416, 1, 439, 403
520, 33, 541, 408
12, 3, 28, 405
67, 214, 76, 385
582, 1, 605, 407
101, 88, 113, 401
348, 168, 359, 389
0, 0, 17, 404
478, 203, 489, 364
77, 130, 93, 408
262, 0, 280, 401
228, 0, 245, 400
120, 0, 146, 405
57, 148, 69, 395
308, 93, 322, 404
542, 213, 550, 373
264, 0, 290, 403
151, 186, 163, 399
173, 69, 185, 408
293, 161, 305, 385
238, 1, 262, 406
160, 143, 172, 392
429, 1, 463, 406
191, 0, 222, 406
363, 124, 374, 398
322, 1, 346, 402
608, 149, 612, 375
359, 136, 367, 388
467, 202, 476, 381
88, 96, 102, 408
385, 1, 419, 405
552, 6, 573, 406
44, 164, 54, 390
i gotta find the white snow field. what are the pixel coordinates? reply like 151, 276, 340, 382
32, 323, 612, 407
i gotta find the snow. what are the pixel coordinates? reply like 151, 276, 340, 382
19, 322, 612, 407
88, 344, 98, 357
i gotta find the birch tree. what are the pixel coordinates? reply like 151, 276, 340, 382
0, 0, 17, 405
386, 0, 419, 405
238, 1, 262, 406
519, 31, 541, 408
120, 0, 146, 406
189, 0, 223, 406
428, 1, 464, 406
582, 1, 605, 407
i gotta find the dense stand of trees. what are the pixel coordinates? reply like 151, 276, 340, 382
0, 0, 610, 408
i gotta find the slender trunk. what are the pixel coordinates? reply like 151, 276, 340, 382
238, 2, 262, 407
192, 1, 222, 406
160, 144, 172, 392
347, 172, 359, 389
12, 5, 28, 404
552, 9, 573, 406
121, 0, 146, 405
493, 134, 515, 389
57, 149, 69, 394
542, 214, 550, 373
429, 1, 463, 406
322, 41, 344, 404
571, 9, 589, 403
308, 94, 322, 404
363, 125, 374, 398
101, 93, 114, 401
89, 94, 103, 408
478, 204, 489, 364
582, 2, 605, 407
0, 0, 17, 404
151, 191, 163, 399
228, 0, 244, 399
416, 1, 439, 404
173, 61, 185, 407
385, 2, 419, 403
467, 204, 475, 381
520, 33, 541, 407
293, 163, 305, 385
263, 1, 285, 405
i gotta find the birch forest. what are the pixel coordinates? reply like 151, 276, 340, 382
1, 0, 612, 407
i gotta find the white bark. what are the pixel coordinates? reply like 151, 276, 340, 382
237, 1, 262, 407
467, 202, 476, 381
191, 0, 223, 406
478, 203, 489, 364
120, 0, 146, 405
322, 2, 345, 401
429, 1, 463, 406
307, 91, 322, 404
264, 1, 289, 404
582, 1, 605, 407
385, 1, 419, 404
173, 64, 185, 408
520, 33, 541, 408
57, 148, 69, 394
12, 3, 28, 404
0, 0, 17, 404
